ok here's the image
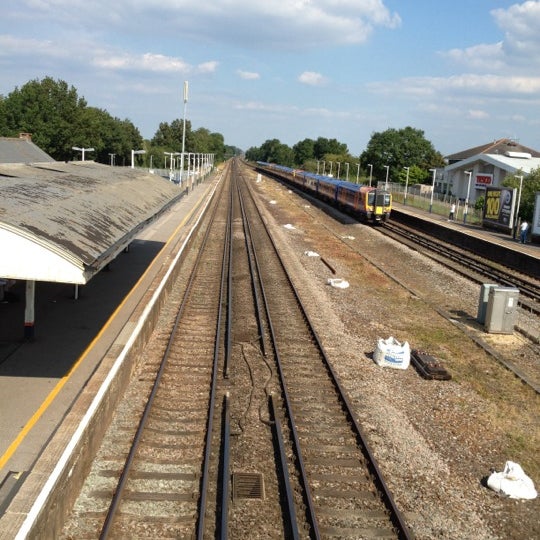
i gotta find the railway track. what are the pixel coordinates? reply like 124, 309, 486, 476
61, 159, 412, 538
382, 221, 540, 315
231, 163, 412, 538
244, 167, 539, 394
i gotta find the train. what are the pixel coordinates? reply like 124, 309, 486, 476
255, 162, 392, 223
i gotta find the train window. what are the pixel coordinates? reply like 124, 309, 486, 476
375, 192, 390, 206
367, 192, 375, 205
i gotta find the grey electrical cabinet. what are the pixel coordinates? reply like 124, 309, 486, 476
477, 283, 498, 324
484, 287, 519, 334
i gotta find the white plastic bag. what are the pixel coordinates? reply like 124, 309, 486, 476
327, 278, 349, 289
487, 461, 537, 499
373, 336, 410, 369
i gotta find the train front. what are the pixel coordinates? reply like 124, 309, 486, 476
369, 189, 392, 222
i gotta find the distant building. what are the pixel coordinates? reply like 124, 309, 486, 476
0, 133, 55, 164
442, 138, 540, 202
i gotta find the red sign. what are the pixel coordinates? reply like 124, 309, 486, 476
475, 174, 492, 186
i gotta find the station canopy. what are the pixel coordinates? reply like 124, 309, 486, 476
0, 161, 182, 284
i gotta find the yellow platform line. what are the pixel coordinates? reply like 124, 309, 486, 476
0, 194, 202, 471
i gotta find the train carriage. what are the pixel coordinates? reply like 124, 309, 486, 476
255, 161, 391, 223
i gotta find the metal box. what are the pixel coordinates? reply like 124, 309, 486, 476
484, 287, 519, 334
477, 283, 498, 324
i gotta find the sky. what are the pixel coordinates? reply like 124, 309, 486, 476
1, 0, 540, 157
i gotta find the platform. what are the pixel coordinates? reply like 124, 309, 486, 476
0, 175, 219, 535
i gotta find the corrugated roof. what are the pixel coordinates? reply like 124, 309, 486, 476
0, 161, 182, 284
0, 137, 55, 164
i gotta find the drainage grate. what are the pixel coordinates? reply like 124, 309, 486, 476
232, 472, 265, 500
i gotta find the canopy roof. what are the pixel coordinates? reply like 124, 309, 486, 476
0, 161, 181, 284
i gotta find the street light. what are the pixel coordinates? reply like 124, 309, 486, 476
321, 161, 325, 175
368, 164, 373, 187
403, 166, 410, 205
336, 162, 341, 179
429, 168, 437, 213
329, 161, 333, 176
345, 162, 349, 182
356, 163, 360, 184
384, 165, 390, 190
180, 81, 188, 184
108, 153, 115, 166
463, 170, 472, 223
72, 146, 94, 161
131, 149, 146, 169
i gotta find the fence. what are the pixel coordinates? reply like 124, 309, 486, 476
386, 182, 482, 224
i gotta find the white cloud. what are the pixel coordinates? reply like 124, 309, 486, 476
492, 0, 540, 57
298, 71, 328, 86
237, 70, 260, 80
442, 1, 540, 71
467, 109, 489, 120
369, 74, 540, 98
6, 1, 401, 50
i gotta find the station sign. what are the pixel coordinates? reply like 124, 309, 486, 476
475, 173, 493, 188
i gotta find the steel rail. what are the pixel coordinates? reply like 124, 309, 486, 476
99, 180, 225, 540
269, 393, 301, 540
240, 172, 413, 540
196, 173, 233, 539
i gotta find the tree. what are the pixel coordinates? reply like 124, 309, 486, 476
313, 137, 348, 159
248, 139, 294, 166
151, 119, 192, 149
502, 168, 540, 222
360, 127, 444, 184
0, 77, 87, 160
293, 138, 315, 166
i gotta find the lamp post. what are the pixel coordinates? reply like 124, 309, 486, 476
329, 161, 333, 176
345, 162, 349, 182
368, 164, 373, 187
180, 81, 188, 185
108, 153, 115, 166
384, 165, 390, 190
321, 161, 325, 175
513, 175, 524, 239
429, 168, 437, 213
336, 162, 341, 180
131, 149, 146, 169
356, 163, 360, 183
317, 161, 320, 174
72, 146, 94, 161
403, 166, 410, 205
463, 170, 472, 223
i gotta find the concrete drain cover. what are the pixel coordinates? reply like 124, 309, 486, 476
232, 472, 265, 500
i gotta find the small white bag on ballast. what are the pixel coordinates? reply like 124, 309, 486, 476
373, 336, 410, 370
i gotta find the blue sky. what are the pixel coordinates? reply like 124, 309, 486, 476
1, 1, 539, 156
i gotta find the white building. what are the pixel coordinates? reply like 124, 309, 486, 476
443, 139, 540, 202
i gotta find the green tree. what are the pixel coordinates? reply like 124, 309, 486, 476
293, 138, 315, 166
313, 137, 348, 159
502, 168, 540, 222
360, 127, 444, 183
151, 119, 192, 150
249, 139, 294, 166
0, 77, 87, 160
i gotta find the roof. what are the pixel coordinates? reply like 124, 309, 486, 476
445, 152, 540, 174
445, 138, 540, 162
0, 161, 182, 284
0, 136, 55, 164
